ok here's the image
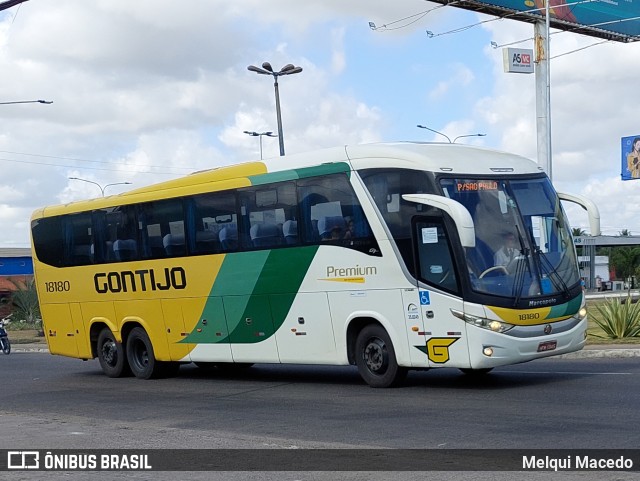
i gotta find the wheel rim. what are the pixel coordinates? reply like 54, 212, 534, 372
363, 337, 388, 374
101, 339, 118, 367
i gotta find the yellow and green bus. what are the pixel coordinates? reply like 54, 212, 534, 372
30, 142, 600, 387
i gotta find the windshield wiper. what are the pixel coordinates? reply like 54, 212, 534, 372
537, 249, 571, 299
512, 225, 531, 306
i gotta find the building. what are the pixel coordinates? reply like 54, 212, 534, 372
0, 248, 34, 317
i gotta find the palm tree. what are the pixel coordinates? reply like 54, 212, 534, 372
572, 227, 586, 237
7, 277, 41, 326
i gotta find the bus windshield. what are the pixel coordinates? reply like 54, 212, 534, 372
440, 177, 579, 300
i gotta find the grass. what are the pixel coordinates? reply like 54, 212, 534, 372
586, 298, 640, 345
6, 329, 46, 344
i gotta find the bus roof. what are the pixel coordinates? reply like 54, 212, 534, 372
33, 142, 544, 218
264, 142, 543, 176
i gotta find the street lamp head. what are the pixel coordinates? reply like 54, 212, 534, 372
37, 100, 53, 104
452, 133, 487, 143
281, 66, 303, 75
243, 130, 259, 136
261, 62, 274, 72
247, 65, 270, 75
416, 124, 452, 143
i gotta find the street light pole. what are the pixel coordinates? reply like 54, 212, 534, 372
69, 177, 132, 197
247, 62, 303, 156
243, 131, 277, 160
417, 125, 486, 143
416, 124, 451, 143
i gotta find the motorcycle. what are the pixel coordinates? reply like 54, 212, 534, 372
0, 316, 10, 355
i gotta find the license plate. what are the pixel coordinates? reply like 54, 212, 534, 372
537, 340, 557, 352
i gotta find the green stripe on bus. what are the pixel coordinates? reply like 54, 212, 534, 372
248, 162, 350, 185
182, 246, 318, 344
546, 295, 582, 319
295, 162, 350, 179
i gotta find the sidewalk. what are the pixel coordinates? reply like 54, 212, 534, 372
9, 343, 640, 358
561, 343, 640, 359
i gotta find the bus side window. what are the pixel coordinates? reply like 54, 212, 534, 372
190, 191, 238, 254
63, 212, 94, 266
415, 219, 459, 294
239, 181, 297, 250
138, 198, 185, 259
297, 173, 379, 254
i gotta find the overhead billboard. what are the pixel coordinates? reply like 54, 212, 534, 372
428, 0, 640, 42
621, 135, 640, 180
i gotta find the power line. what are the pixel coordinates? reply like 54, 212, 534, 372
0, 155, 187, 175
369, 2, 457, 32
0, 150, 197, 175
551, 39, 610, 59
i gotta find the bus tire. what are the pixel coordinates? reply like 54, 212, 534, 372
126, 327, 159, 380
97, 328, 129, 378
355, 324, 407, 388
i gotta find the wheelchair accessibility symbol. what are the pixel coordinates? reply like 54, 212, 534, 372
419, 290, 430, 306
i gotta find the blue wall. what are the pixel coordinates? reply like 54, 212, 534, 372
0, 257, 34, 276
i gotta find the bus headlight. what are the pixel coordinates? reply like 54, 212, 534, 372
578, 307, 587, 319
451, 309, 514, 333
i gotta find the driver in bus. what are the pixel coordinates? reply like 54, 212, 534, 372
494, 232, 517, 267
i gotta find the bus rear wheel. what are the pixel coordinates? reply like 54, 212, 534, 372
97, 328, 129, 378
355, 325, 407, 388
126, 327, 159, 379
126, 327, 179, 379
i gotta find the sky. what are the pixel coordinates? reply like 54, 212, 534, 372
1, 0, 639, 248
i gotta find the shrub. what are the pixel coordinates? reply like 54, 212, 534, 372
591, 296, 640, 339
7, 278, 42, 330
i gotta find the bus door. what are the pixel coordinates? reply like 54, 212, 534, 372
400, 288, 429, 368
413, 217, 471, 369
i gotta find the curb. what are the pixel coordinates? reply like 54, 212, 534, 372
10, 344, 49, 353
560, 348, 640, 359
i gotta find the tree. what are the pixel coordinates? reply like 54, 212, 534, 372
572, 227, 586, 237
610, 247, 640, 290
7, 277, 41, 325
619, 229, 632, 236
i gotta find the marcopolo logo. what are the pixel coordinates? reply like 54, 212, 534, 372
94, 267, 187, 294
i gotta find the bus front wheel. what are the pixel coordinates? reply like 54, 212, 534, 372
355, 325, 407, 388
97, 328, 129, 378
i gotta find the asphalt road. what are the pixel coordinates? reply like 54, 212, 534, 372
0, 352, 638, 481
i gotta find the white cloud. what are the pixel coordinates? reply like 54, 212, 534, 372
0, 0, 638, 247
429, 64, 475, 100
